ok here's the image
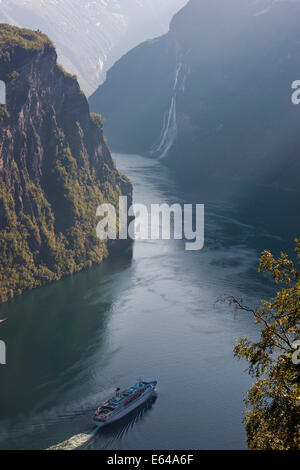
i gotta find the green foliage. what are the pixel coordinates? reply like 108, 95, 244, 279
0, 105, 9, 121
8, 70, 19, 81
222, 241, 300, 449
0, 24, 54, 62
0, 134, 121, 302
57, 63, 77, 81
0, 23, 131, 303
90, 112, 104, 130
0, 104, 129, 303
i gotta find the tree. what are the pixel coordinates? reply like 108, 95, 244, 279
220, 239, 300, 450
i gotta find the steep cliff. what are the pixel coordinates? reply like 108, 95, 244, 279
0, 24, 132, 303
90, 0, 300, 191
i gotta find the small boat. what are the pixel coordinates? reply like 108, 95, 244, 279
94, 380, 157, 425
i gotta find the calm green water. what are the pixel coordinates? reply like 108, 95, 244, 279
0, 153, 287, 450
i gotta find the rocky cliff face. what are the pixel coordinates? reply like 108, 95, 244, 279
0, 0, 188, 95
90, 0, 300, 192
0, 24, 132, 303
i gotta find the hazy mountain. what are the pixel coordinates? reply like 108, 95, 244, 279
0, 0, 188, 95
90, 0, 300, 191
0, 24, 132, 303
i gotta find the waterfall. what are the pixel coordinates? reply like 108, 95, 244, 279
151, 60, 183, 160
155, 95, 177, 160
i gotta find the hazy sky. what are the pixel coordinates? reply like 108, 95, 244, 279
0, 0, 188, 94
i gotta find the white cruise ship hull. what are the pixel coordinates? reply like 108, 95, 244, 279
94, 381, 157, 426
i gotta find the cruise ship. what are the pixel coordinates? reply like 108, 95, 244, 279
94, 380, 157, 425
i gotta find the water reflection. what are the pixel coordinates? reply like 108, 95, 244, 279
0, 244, 133, 446
0, 153, 293, 450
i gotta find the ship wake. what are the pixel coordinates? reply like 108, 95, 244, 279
47, 425, 101, 450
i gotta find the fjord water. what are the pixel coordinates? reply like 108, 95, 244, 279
0, 154, 290, 450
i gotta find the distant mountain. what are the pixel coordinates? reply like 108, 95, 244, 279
0, 24, 132, 303
0, 0, 188, 95
90, 0, 300, 192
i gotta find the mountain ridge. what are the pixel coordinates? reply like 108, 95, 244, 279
90, 0, 300, 192
0, 0, 188, 95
